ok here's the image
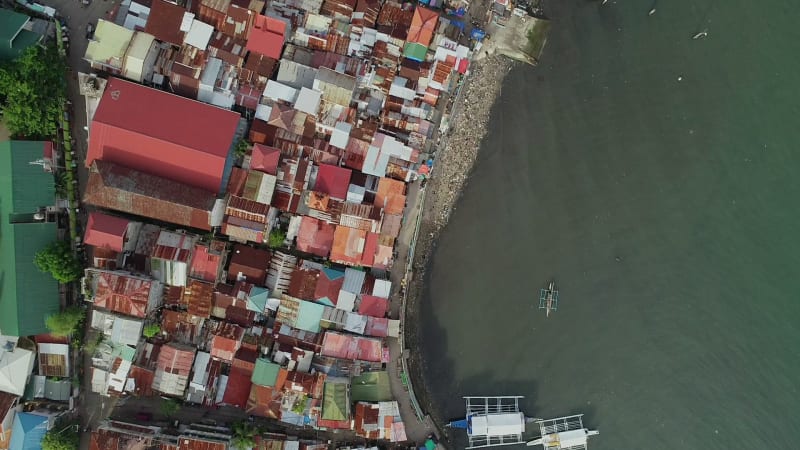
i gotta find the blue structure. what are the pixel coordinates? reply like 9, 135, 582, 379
471, 28, 487, 41
10, 413, 49, 450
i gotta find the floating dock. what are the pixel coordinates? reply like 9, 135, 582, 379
538, 281, 559, 317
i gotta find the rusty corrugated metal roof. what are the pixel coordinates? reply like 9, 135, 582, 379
84, 161, 214, 231
184, 279, 215, 318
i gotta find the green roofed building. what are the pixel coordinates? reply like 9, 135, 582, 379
351, 371, 392, 402
0, 8, 44, 61
322, 378, 350, 421
251, 358, 280, 387
0, 140, 59, 336
403, 42, 428, 62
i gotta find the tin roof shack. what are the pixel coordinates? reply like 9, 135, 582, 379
219, 348, 257, 408
295, 217, 335, 258
0, 391, 19, 445
84, 161, 217, 231
183, 278, 215, 318
153, 343, 196, 397
36, 343, 70, 378
227, 244, 271, 285
150, 230, 199, 287
403, 6, 438, 61
89, 423, 164, 450
84, 269, 164, 319
87, 77, 240, 193
91, 310, 144, 347
0, 141, 60, 336
353, 401, 407, 441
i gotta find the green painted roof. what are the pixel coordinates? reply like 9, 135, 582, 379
322, 380, 350, 421
0, 140, 59, 336
251, 358, 280, 387
403, 42, 428, 62
0, 8, 40, 61
296, 300, 324, 333
350, 371, 392, 402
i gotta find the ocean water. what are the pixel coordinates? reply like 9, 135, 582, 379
417, 0, 800, 448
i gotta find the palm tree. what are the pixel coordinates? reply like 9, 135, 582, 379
230, 421, 258, 450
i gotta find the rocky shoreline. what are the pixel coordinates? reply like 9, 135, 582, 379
404, 54, 518, 438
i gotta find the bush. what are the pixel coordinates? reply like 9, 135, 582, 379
42, 423, 79, 450
268, 229, 286, 249
160, 398, 181, 418
45, 306, 84, 337
34, 241, 83, 283
143, 324, 161, 338
230, 421, 258, 450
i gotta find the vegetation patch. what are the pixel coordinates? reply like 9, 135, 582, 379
526, 20, 552, 60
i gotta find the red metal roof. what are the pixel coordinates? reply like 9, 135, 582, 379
287, 268, 319, 300
189, 242, 224, 282
184, 279, 214, 318
87, 78, 240, 192
250, 143, 280, 175
296, 216, 335, 258
314, 164, 351, 200
247, 15, 286, 60
358, 295, 388, 318
227, 244, 271, 285
210, 333, 241, 362
221, 367, 252, 407
330, 225, 366, 266
360, 232, 378, 267
178, 438, 226, 450
314, 269, 344, 304
145, 0, 186, 45
84, 212, 129, 252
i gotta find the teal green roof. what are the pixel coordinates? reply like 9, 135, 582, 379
296, 301, 324, 333
403, 42, 428, 62
0, 140, 59, 336
0, 8, 41, 61
322, 380, 349, 421
251, 358, 280, 387
350, 371, 392, 402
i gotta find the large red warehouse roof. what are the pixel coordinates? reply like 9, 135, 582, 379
87, 77, 240, 193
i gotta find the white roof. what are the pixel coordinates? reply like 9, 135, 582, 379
372, 279, 391, 298
264, 80, 299, 103
190, 351, 211, 389
184, 19, 214, 50
330, 121, 352, 149
0, 338, 34, 396
110, 316, 144, 346
180, 12, 195, 32
255, 103, 273, 122
295, 87, 322, 115
470, 413, 525, 437
336, 290, 357, 312
347, 184, 365, 203
344, 312, 367, 334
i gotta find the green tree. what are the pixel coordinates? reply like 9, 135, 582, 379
143, 323, 161, 338
0, 45, 67, 138
230, 421, 258, 450
234, 139, 250, 158
34, 241, 83, 283
41, 423, 79, 450
268, 229, 286, 249
45, 306, 84, 337
160, 398, 181, 418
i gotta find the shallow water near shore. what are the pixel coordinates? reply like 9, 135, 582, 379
418, 0, 800, 448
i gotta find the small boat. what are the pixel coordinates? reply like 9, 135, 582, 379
692, 30, 708, 40
527, 414, 599, 449
648, 7, 656, 15
447, 396, 534, 449
538, 281, 559, 317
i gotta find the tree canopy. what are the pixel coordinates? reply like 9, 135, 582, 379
42, 423, 79, 450
34, 241, 83, 283
0, 45, 67, 139
45, 306, 84, 337
160, 398, 181, 418
143, 323, 161, 338
268, 229, 286, 249
230, 421, 258, 450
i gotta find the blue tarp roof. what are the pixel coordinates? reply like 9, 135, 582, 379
471, 28, 487, 40
10, 412, 48, 450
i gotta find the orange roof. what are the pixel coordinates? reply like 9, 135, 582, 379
330, 225, 367, 266
184, 279, 214, 318
157, 344, 195, 375
247, 15, 286, 60
408, 6, 438, 47
375, 177, 406, 215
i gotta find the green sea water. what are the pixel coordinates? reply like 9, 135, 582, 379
417, 0, 800, 448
